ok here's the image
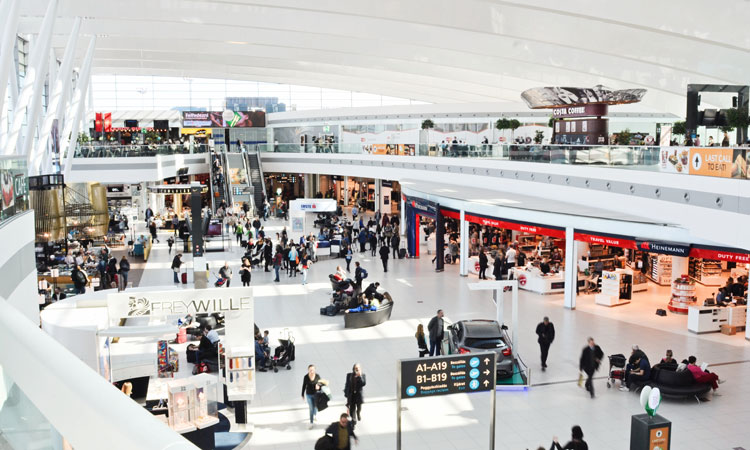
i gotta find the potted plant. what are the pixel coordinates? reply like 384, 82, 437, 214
509, 119, 521, 142
421, 119, 435, 155
534, 130, 544, 144
671, 121, 686, 138
615, 128, 633, 145
725, 108, 749, 144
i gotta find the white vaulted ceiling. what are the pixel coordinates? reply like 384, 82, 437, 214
15, 0, 750, 114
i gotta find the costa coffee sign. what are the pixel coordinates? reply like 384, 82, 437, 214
552, 104, 608, 118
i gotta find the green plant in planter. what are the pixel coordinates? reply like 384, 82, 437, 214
671, 121, 686, 137
76, 133, 90, 145
509, 119, 521, 141
421, 119, 435, 130
548, 117, 555, 128
534, 130, 544, 144
726, 107, 750, 143
615, 128, 633, 145
144, 129, 160, 144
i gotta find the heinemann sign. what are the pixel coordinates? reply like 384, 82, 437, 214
107, 287, 253, 322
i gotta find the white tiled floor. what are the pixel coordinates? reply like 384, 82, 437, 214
137, 218, 750, 450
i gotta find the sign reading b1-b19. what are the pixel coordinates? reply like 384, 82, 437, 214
400, 352, 496, 399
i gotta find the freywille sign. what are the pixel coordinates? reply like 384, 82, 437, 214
108, 287, 252, 321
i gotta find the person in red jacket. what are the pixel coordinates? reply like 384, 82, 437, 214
686, 356, 725, 390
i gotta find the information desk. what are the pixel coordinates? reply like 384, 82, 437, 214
595, 269, 632, 307
688, 305, 747, 334
509, 266, 565, 294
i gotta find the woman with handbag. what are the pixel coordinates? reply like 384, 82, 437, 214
343, 363, 366, 426
302, 365, 327, 429
239, 258, 252, 286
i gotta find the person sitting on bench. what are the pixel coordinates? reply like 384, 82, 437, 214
197, 325, 220, 364
363, 282, 384, 301
345, 297, 377, 313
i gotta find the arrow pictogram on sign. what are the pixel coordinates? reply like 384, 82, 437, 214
484, 369, 490, 376
484, 357, 490, 365
483, 380, 490, 387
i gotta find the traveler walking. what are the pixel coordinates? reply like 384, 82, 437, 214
301, 365, 326, 429
415, 324, 429, 357
391, 233, 400, 259
493, 253, 503, 280
379, 244, 389, 272
118, 256, 131, 289
368, 231, 377, 257
324, 413, 358, 449
478, 248, 488, 280
300, 252, 310, 285
167, 236, 174, 254
343, 363, 366, 425
240, 258, 252, 286
273, 248, 282, 282
551, 425, 588, 450
172, 215, 179, 235
264, 239, 273, 272
358, 229, 367, 253
148, 219, 159, 243
535, 316, 555, 371
427, 310, 445, 356
71, 264, 88, 295
345, 245, 353, 272
354, 262, 366, 289
219, 262, 232, 287
579, 337, 604, 398
288, 245, 298, 277
171, 253, 183, 283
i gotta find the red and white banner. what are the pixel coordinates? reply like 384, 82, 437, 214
103, 112, 112, 132
689, 247, 750, 263
574, 232, 636, 249
440, 208, 460, 220
464, 213, 565, 238
94, 113, 103, 132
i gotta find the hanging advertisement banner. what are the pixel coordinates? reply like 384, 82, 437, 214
94, 112, 103, 132
103, 112, 112, 133
659, 147, 690, 174
688, 147, 746, 178
464, 213, 565, 239
439, 208, 460, 220
574, 231, 637, 249
181, 111, 266, 128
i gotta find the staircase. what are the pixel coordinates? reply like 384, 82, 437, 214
209, 152, 231, 212
245, 150, 266, 213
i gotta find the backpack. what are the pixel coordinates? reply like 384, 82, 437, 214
74, 270, 87, 285
360, 268, 368, 279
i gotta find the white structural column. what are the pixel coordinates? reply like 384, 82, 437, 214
563, 226, 577, 309
62, 37, 96, 179
4, 0, 57, 157
0, 0, 20, 139
343, 176, 349, 206
400, 195, 405, 236
374, 180, 381, 214
746, 288, 750, 341
0, 62, 18, 150
459, 209, 468, 276
34, 18, 81, 175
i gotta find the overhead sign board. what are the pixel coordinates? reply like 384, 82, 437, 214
688, 147, 745, 179
289, 198, 337, 212
551, 104, 608, 118
400, 352, 496, 399
636, 240, 691, 257
181, 110, 266, 128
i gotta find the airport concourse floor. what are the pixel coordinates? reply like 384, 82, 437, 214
138, 218, 750, 450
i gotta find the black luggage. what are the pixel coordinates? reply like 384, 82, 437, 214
186, 344, 199, 363
315, 435, 335, 450
315, 391, 329, 411
399, 248, 406, 259
320, 304, 338, 316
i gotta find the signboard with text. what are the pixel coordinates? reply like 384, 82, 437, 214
400, 353, 496, 399
688, 147, 745, 178
551, 104, 608, 118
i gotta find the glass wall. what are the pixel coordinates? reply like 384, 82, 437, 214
90, 75, 425, 112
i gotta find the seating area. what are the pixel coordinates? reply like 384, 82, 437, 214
647, 367, 712, 402
344, 299, 394, 329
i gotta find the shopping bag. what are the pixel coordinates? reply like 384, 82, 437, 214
577, 372, 584, 387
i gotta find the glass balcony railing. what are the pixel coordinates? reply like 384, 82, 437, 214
73, 143, 210, 158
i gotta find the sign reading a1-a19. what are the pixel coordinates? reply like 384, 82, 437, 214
401, 353, 496, 399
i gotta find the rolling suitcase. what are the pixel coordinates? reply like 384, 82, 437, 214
399, 248, 407, 259
181, 272, 188, 284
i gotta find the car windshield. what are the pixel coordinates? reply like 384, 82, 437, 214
464, 337, 506, 349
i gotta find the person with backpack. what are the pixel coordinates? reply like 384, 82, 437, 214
343, 363, 366, 426
171, 253, 183, 283
379, 244, 390, 272
71, 264, 88, 295
118, 256, 131, 289
354, 262, 367, 289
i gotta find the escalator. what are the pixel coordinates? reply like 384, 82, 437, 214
223, 152, 255, 215
245, 150, 267, 214
209, 152, 232, 213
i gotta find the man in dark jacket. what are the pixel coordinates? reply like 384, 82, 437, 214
263, 239, 273, 272
478, 248, 488, 280
427, 309, 445, 356
368, 231, 377, 257
379, 244, 390, 272
325, 413, 358, 450
391, 234, 400, 259
579, 337, 604, 398
535, 316, 555, 371
171, 253, 183, 283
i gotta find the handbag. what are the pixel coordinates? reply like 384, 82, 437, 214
314, 435, 335, 450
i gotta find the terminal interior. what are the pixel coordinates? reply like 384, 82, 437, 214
1, 2, 750, 450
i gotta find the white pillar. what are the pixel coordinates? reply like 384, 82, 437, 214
0, 61, 18, 150
745, 287, 750, 341
672, 256, 689, 279
563, 227, 577, 309
303, 174, 312, 198
34, 17, 81, 175
459, 209, 468, 277
62, 37, 96, 179
343, 176, 349, 206
9, 0, 58, 157
400, 195, 405, 236
374, 180, 381, 214
0, 0, 20, 130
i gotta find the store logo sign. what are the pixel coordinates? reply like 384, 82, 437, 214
128, 297, 151, 316
110, 288, 253, 321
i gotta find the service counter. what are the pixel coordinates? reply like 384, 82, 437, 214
510, 265, 565, 295
688, 305, 747, 334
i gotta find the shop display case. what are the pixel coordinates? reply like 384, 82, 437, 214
688, 258, 724, 286
649, 254, 672, 286
224, 345, 255, 400
669, 275, 697, 314
167, 379, 196, 433
191, 373, 220, 428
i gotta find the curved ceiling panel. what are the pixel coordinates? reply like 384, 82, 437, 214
16, 0, 745, 115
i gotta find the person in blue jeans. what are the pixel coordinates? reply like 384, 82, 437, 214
171, 253, 183, 283
301, 365, 325, 429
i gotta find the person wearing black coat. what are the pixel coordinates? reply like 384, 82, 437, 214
478, 248, 488, 280
324, 414, 358, 450
579, 338, 604, 398
536, 316, 555, 371
343, 363, 366, 425
239, 258, 252, 286
379, 244, 390, 272
492, 255, 503, 280
391, 234, 400, 259
263, 239, 273, 272
551, 425, 588, 450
